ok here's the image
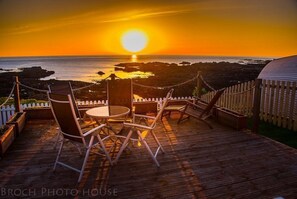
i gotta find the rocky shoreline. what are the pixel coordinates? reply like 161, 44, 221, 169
0, 61, 269, 100
119, 61, 268, 97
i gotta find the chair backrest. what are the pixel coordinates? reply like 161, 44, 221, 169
47, 93, 84, 144
107, 79, 133, 115
48, 82, 81, 119
199, 88, 225, 117
150, 89, 174, 128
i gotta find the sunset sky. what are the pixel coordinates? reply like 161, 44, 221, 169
0, 0, 297, 57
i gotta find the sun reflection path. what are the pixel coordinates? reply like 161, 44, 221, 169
131, 54, 137, 62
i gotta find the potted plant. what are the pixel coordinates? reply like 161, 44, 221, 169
0, 125, 16, 156
6, 112, 26, 136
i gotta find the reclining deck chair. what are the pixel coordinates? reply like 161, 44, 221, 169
48, 93, 114, 183
177, 88, 225, 129
48, 82, 96, 148
48, 82, 82, 119
107, 79, 133, 121
113, 89, 174, 167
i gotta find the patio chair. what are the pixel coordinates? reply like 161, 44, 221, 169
48, 82, 82, 119
113, 89, 174, 167
48, 93, 114, 183
107, 79, 133, 120
177, 88, 225, 129
161, 99, 189, 119
48, 82, 96, 149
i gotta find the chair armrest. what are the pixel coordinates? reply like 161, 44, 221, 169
83, 124, 106, 137
123, 122, 153, 130
134, 114, 156, 120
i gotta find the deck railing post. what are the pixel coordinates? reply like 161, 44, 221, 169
197, 71, 202, 98
13, 76, 21, 112
252, 78, 262, 133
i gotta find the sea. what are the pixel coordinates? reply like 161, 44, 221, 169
0, 55, 274, 83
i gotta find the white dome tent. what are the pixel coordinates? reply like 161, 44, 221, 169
257, 55, 297, 131
258, 55, 297, 81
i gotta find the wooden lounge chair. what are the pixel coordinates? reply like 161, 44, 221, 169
177, 88, 226, 129
48, 93, 114, 183
113, 89, 174, 167
161, 99, 189, 119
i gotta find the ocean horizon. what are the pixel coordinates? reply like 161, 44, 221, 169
0, 55, 274, 82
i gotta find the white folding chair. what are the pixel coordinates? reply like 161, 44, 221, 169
114, 89, 174, 167
48, 93, 114, 183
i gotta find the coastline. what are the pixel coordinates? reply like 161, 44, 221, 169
0, 55, 272, 82
0, 61, 269, 101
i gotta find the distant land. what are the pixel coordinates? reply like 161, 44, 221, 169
0, 60, 270, 100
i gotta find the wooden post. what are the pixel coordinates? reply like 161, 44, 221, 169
109, 73, 117, 81
13, 76, 21, 112
197, 71, 202, 98
252, 78, 262, 133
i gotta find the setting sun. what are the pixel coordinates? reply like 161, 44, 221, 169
121, 30, 148, 53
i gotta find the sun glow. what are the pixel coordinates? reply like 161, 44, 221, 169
121, 30, 148, 53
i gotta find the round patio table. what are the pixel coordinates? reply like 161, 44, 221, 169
86, 106, 130, 120
86, 106, 130, 134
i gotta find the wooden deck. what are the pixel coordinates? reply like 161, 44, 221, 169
1, 114, 297, 199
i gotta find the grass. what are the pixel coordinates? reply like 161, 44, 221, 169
248, 118, 297, 149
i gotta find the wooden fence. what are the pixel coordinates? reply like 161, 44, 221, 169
201, 79, 297, 131
201, 80, 255, 117
0, 96, 193, 126
260, 80, 297, 131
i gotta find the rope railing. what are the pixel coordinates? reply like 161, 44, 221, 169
18, 82, 48, 93
0, 83, 16, 108
199, 76, 216, 91
73, 74, 121, 91
15, 73, 253, 100
132, 75, 198, 90
222, 86, 255, 96
72, 82, 100, 91
198, 75, 255, 96
19, 81, 100, 93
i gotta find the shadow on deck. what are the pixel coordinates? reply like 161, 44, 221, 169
1, 114, 297, 198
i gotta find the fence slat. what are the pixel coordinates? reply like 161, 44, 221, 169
264, 80, 271, 122
277, 81, 285, 127
283, 81, 291, 128
288, 82, 296, 130
273, 81, 280, 125
268, 80, 275, 123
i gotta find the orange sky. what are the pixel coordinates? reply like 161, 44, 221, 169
0, 0, 297, 57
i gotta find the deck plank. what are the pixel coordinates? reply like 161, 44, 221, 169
0, 114, 297, 198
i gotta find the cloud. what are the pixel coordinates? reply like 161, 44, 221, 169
1, 8, 190, 35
